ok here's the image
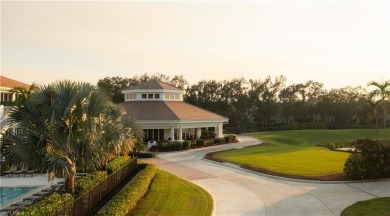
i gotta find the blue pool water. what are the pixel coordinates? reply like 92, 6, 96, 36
0, 187, 38, 205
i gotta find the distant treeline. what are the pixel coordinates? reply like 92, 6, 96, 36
97, 73, 390, 133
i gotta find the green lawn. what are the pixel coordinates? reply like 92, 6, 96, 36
133, 169, 213, 216
211, 129, 384, 177
341, 197, 390, 216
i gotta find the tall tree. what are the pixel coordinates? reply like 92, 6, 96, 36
249, 76, 286, 126
367, 80, 390, 142
97, 76, 130, 103
97, 73, 189, 103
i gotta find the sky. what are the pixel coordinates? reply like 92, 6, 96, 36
1, 0, 389, 89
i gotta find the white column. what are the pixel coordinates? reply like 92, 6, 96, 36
171, 125, 175, 141
179, 126, 183, 141
217, 124, 223, 138
196, 128, 201, 139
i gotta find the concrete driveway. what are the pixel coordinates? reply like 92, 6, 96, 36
143, 136, 390, 216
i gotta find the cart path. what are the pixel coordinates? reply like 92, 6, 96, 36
143, 136, 390, 216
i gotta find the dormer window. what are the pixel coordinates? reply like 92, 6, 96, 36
142, 94, 147, 99
148, 94, 153, 99
155, 94, 160, 99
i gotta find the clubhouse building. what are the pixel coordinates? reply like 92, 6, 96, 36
120, 80, 228, 141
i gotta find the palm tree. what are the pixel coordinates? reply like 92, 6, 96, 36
366, 92, 382, 140
2, 80, 130, 194
368, 80, 390, 142
9, 83, 37, 105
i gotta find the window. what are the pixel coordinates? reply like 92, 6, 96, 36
142, 94, 147, 99
165, 93, 169, 99
148, 94, 153, 99
16, 128, 23, 138
159, 129, 164, 141
174, 94, 180, 99
1, 92, 13, 102
125, 94, 130, 100
155, 94, 160, 99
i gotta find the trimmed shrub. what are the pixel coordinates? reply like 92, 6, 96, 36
100, 164, 157, 216
75, 171, 107, 196
182, 140, 191, 150
170, 141, 183, 151
148, 145, 159, 152
344, 139, 390, 179
107, 156, 131, 174
196, 139, 205, 146
328, 143, 344, 150
214, 138, 224, 144
224, 134, 237, 142
19, 193, 73, 215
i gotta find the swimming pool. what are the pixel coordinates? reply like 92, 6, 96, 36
0, 186, 38, 205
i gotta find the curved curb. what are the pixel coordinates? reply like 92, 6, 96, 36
204, 135, 390, 184
202, 157, 390, 184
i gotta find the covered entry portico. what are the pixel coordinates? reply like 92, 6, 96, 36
141, 121, 224, 141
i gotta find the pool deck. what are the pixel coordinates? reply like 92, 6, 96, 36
0, 174, 63, 210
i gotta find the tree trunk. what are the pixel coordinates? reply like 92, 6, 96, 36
65, 163, 76, 194
101, 160, 108, 171
384, 110, 387, 144
374, 110, 379, 141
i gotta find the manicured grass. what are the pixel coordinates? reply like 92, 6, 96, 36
341, 197, 390, 216
133, 169, 213, 216
211, 129, 384, 178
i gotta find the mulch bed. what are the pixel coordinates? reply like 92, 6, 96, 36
150, 140, 240, 152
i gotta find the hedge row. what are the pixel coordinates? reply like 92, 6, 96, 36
130, 152, 156, 158
154, 140, 192, 151
18, 193, 73, 215
75, 171, 107, 197
100, 164, 157, 216
107, 156, 131, 174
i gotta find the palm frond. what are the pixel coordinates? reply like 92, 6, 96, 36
46, 153, 74, 179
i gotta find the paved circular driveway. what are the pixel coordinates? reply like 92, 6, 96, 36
143, 136, 390, 216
